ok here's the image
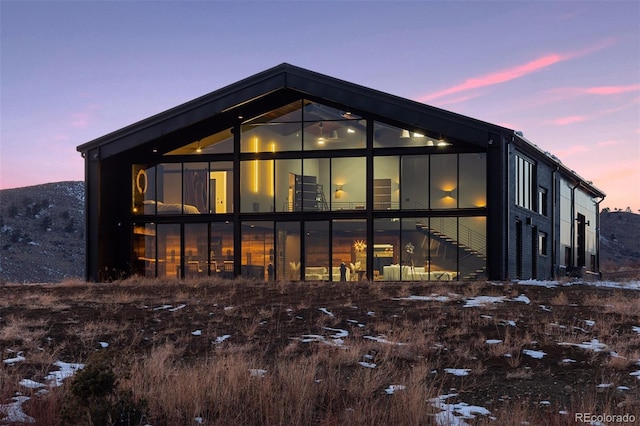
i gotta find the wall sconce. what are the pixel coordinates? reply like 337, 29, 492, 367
443, 190, 453, 198
335, 185, 344, 199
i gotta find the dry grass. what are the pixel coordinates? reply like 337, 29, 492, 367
0, 277, 638, 424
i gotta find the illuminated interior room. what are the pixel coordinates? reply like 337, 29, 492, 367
77, 64, 604, 282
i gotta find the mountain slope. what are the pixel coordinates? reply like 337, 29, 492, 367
0, 181, 85, 283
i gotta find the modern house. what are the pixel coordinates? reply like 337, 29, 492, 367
77, 63, 605, 282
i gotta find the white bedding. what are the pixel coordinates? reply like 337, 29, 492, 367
144, 200, 200, 214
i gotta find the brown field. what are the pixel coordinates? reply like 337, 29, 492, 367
1, 277, 639, 425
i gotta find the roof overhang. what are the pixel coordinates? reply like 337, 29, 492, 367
77, 63, 511, 159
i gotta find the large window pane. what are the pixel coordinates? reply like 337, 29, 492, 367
401, 218, 429, 280
331, 157, 366, 211
304, 221, 330, 281
184, 223, 208, 278
241, 101, 303, 153
157, 224, 181, 278
430, 154, 457, 209
133, 223, 156, 277
426, 217, 459, 279
211, 221, 234, 278
304, 158, 330, 211
240, 160, 274, 213
374, 122, 444, 148
373, 156, 399, 210
157, 164, 183, 214
184, 163, 208, 214
400, 156, 429, 209
459, 153, 486, 208
165, 127, 234, 155
459, 216, 486, 280
276, 222, 301, 281
241, 221, 273, 280
374, 218, 399, 281
133, 165, 156, 215
303, 102, 364, 151
333, 219, 366, 281
276, 160, 302, 212
210, 161, 233, 214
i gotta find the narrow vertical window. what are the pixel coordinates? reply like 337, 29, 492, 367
515, 155, 535, 210
538, 188, 548, 216
539, 231, 548, 256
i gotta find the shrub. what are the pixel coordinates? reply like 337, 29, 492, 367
60, 351, 147, 426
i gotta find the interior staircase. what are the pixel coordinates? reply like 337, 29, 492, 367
415, 218, 487, 281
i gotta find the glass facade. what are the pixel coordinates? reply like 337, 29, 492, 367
131, 99, 487, 281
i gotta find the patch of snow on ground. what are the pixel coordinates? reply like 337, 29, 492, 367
19, 379, 45, 389
463, 296, 505, 307
213, 335, 231, 344
3, 354, 26, 365
597, 383, 612, 388
191, 330, 202, 336
558, 339, 607, 352
363, 335, 407, 346
319, 308, 334, 317
169, 304, 186, 312
523, 349, 546, 359
249, 369, 267, 378
45, 361, 85, 387
153, 304, 173, 311
99, 341, 109, 348
632, 326, 640, 334
358, 361, 377, 369
516, 279, 559, 288
511, 294, 530, 304
385, 384, 406, 395
584, 320, 595, 327
485, 340, 503, 345
395, 294, 457, 302
0, 395, 35, 424
323, 327, 349, 339
444, 368, 471, 376
630, 370, 640, 379
430, 393, 491, 426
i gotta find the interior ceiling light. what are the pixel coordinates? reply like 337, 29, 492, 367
195, 140, 202, 153
317, 122, 326, 145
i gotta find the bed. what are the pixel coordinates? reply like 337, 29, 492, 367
143, 200, 200, 214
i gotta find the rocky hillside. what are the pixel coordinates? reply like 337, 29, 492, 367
600, 210, 640, 271
0, 182, 85, 283
0, 182, 638, 283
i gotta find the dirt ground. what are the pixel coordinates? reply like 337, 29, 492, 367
1, 278, 639, 422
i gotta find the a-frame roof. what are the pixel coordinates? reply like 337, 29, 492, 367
76, 63, 512, 158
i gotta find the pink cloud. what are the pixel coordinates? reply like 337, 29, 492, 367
551, 116, 587, 126
596, 139, 620, 147
418, 39, 615, 103
585, 85, 640, 95
70, 104, 100, 128
419, 54, 566, 102
554, 144, 591, 157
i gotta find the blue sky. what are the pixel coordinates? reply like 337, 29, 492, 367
1, 1, 638, 211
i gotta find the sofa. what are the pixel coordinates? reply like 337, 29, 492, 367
304, 266, 350, 281
382, 265, 456, 281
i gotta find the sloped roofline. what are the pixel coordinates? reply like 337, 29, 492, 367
76, 63, 511, 155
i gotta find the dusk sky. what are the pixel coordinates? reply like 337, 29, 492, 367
2, 1, 639, 211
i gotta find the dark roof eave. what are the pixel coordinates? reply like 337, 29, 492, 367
513, 132, 606, 198
77, 63, 512, 156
